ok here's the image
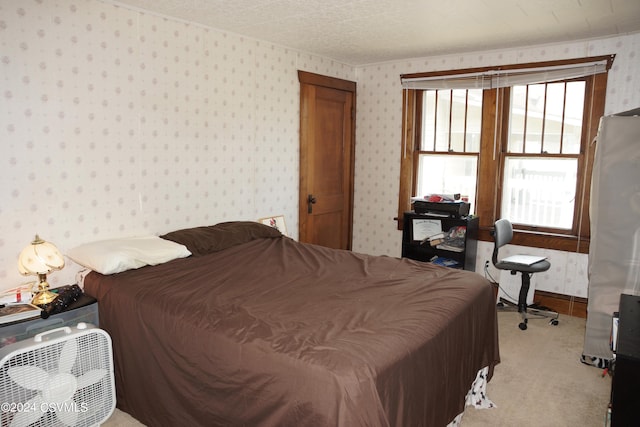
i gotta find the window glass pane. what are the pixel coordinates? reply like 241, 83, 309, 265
508, 86, 526, 152
525, 84, 545, 153
435, 90, 451, 151
421, 89, 482, 153
416, 154, 478, 214
543, 82, 565, 154
450, 90, 466, 152
466, 89, 482, 152
421, 91, 436, 151
501, 157, 577, 229
562, 81, 585, 154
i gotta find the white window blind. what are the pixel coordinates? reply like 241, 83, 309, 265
401, 56, 613, 90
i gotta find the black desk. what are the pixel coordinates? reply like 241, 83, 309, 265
401, 211, 478, 271
611, 293, 640, 426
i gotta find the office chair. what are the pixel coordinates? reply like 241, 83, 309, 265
492, 218, 559, 330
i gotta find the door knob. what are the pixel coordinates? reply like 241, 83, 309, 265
307, 194, 317, 213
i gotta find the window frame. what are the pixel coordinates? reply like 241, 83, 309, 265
412, 89, 481, 205
397, 56, 613, 253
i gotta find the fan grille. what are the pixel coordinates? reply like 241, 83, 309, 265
0, 328, 115, 427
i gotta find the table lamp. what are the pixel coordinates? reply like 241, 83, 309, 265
17, 234, 65, 306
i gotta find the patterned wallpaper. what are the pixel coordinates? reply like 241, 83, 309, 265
1, 0, 638, 300
0, 0, 355, 289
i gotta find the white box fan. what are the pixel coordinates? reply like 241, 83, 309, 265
0, 323, 115, 427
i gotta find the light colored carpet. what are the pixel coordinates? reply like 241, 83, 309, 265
462, 311, 611, 427
102, 409, 145, 427
102, 311, 611, 427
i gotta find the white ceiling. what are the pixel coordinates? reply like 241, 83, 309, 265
107, 0, 640, 65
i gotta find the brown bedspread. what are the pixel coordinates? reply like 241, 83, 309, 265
84, 236, 499, 427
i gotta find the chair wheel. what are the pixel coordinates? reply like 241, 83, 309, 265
550, 319, 559, 326
519, 322, 528, 330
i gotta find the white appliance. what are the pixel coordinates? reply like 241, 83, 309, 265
0, 323, 115, 427
583, 108, 640, 365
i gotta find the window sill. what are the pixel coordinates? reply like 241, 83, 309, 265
478, 228, 589, 254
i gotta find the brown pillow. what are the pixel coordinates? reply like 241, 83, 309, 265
160, 221, 282, 256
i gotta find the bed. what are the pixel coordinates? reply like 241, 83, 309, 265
77, 221, 500, 427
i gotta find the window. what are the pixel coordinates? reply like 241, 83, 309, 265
415, 89, 481, 210
398, 55, 614, 252
501, 81, 585, 229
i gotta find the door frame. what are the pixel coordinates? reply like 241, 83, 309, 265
298, 70, 357, 249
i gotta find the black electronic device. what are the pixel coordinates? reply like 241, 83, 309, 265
412, 200, 470, 218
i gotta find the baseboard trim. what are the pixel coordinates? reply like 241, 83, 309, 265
533, 290, 588, 318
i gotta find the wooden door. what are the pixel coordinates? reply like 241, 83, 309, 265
298, 71, 356, 250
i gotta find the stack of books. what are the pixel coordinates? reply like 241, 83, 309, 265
420, 231, 446, 247
435, 226, 466, 252
430, 256, 461, 268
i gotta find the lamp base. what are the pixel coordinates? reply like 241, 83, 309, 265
31, 278, 58, 306
32, 289, 58, 306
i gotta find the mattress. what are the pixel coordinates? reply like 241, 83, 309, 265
83, 223, 499, 426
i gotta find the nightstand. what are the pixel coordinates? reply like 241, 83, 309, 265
0, 292, 98, 348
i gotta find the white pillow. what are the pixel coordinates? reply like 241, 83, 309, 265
67, 235, 192, 275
